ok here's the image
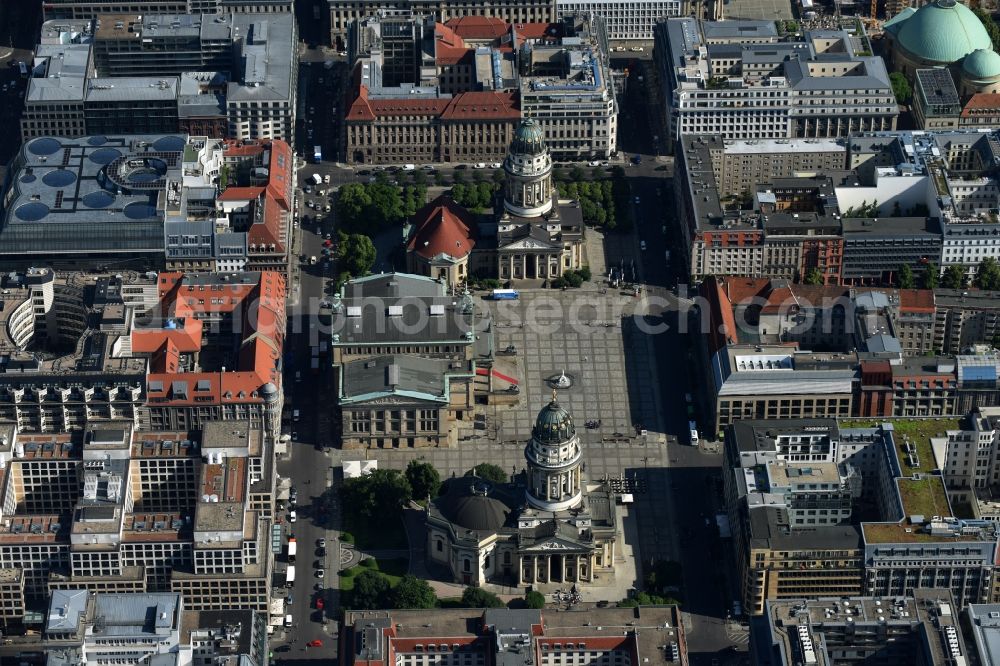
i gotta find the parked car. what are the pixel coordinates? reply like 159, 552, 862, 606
289, 511, 297, 523
473, 162, 486, 169
314, 568, 325, 579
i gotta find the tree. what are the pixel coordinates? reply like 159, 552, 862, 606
391, 575, 438, 609
976, 257, 1000, 290
898, 263, 915, 289
803, 268, 824, 285
338, 234, 376, 277
922, 262, 939, 289
351, 570, 391, 609
340, 468, 413, 520
525, 590, 545, 609
943, 264, 967, 289
889, 72, 911, 105
492, 169, 506, 184
461, 586, 504, 608
405, 459, 442, 500
467, 463, 508, 485
591, 166, 604, 180
974, 8, 1000, 53
570, 166, 586, 181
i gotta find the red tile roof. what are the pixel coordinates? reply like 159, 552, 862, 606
435, 22, 473, 65
441, 91, 519, 120
217, 186, 265, 201
899, 288, 935, 313
137, 272, 286, 406
408, 195, 477, 260
962, 93, 1000, 115
444, 16, 509, 40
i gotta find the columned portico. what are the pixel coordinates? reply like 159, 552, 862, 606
517, 550, 595, 586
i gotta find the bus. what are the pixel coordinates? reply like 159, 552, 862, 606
285, 565, 296, 588
313, 145, 323, 163
490, 289, 519, 300
287, 538, 297, 563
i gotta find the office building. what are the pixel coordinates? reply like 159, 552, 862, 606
330, 273, 491, 449
328, 0, 557, 47
0, 269, 284, 442
654, 19, 897, 150
0, 419, 278, 609
41, 592, 269, 666
340, 608, 687, 666
344, 13, 615, 163
724, 418, 1000, 615
0, 135, 294, 276
44, 0, 293, 19
758, 589, 969, 666
968, 603, 1000, 666
23, 14, 297, 143
45, 591, 185, 663
555, 0, 683, 42
676, 130, 1000, 285
913, 68, 962, 130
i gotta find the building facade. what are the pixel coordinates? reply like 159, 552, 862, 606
655, 19, 897, 151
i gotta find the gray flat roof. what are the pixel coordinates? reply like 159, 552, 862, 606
27, 44, 91, 103
86, 76, 178, 102
341, 355, 457, 402
0, 134, 184, 255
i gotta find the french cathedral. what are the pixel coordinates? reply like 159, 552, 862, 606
406, 119, 587, 287
425, 393, 619, 588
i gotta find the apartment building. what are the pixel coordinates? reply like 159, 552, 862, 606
759, 589, 969, 666
340, 608, 688, 666
23, 14, 297, 143
328, 0, 557, 47
344, 13, 615, 163
935, 289, 1000, 354
555, 0, 682, 41
44, 0, 292, 19
331, 273, 490, 449
654, 20, 897, 151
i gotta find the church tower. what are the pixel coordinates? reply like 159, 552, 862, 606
503, 117, 554, 218
524, 391, 583, 512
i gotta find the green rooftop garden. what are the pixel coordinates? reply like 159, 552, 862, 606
839, 418, 961, 473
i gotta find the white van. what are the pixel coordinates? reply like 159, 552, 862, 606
285, 614, 294, 627
402, 164, 416, 171
689, 421, 699, 445
293, 409, 300, 422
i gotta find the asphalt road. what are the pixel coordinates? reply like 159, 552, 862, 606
629, 174, 750, 665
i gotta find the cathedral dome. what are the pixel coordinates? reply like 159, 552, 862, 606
963, 48, 1000, 80
437, 478, 512, 532
510, 118, 547, 156
894, 0, 992, 65
532, 395, 575, 445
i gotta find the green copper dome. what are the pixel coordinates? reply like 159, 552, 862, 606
896, 0, 993, 65
532, 395, 575, 444
511, 118, 547, 156
963, 48, 1000, 80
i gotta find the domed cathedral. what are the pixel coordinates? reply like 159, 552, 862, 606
495, 118, 586, 282
425, 393, 618, 588
885, 0, 1000, 96
503, 118, 554, 218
